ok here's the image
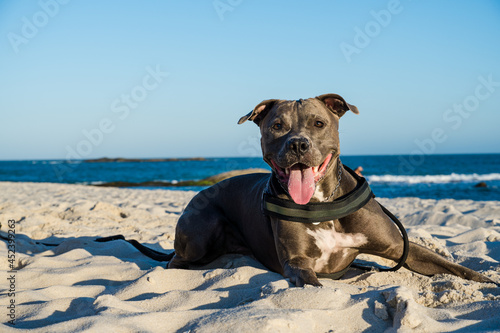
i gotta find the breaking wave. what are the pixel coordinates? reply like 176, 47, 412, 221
367, 173, 500, 184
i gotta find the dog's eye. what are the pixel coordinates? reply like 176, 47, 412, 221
272, 123, 282, 130
314, 121, 324, 128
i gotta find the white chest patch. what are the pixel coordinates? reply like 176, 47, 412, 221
306, 224, 368, 271
312, 187, 325, 201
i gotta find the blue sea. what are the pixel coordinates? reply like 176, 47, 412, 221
1, 154, 499, 201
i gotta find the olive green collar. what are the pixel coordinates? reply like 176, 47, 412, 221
263, 165, 374, 223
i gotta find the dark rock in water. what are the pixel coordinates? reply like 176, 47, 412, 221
93, 168, 271, 188
84, 157, 206, 163
474, 182, 488, 188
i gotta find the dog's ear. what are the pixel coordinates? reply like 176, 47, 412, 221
316, 94, 359, 117
238, 99, 278, 125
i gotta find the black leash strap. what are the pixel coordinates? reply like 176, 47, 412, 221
95, 235, 175, 262
373, 202, 409, 272
325, 204, 409, 278
0, 233, 176, 262
349, 202, 409, 274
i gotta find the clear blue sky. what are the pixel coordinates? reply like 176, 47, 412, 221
1, 0, 499, 160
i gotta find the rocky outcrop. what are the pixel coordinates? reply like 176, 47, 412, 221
93, 168, 270, 188
84, 157, 206, 163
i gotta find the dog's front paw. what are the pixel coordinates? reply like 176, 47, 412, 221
284, 265, 322, 287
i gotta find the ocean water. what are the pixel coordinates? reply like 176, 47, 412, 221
0, 154, 499, 201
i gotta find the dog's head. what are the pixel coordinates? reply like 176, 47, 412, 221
238, 94, 359, 205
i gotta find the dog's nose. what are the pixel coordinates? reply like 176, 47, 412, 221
288, 137, 310, 155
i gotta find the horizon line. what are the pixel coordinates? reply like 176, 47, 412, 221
1, 151, 500, 162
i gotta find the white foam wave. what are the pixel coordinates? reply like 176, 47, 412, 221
367, 173, 500, 184
79, 181, 106, 185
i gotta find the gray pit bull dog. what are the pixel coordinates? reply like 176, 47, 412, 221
168, 94, 493, 286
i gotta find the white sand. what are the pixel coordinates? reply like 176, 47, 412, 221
1, 181, 499, 332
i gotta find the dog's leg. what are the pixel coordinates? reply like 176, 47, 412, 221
283, 258, 322, 287
168, 192, 227, 269
403, 242, 493, 283
371, 235, 494, 283
271, 219, 322, 287
349, 201, 494, 283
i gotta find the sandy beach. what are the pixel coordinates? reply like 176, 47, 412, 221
1, 181, 499, 332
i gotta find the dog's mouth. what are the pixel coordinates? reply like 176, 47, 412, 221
270, 153, 333, 205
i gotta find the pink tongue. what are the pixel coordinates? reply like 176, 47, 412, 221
287, 165, 315, 205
